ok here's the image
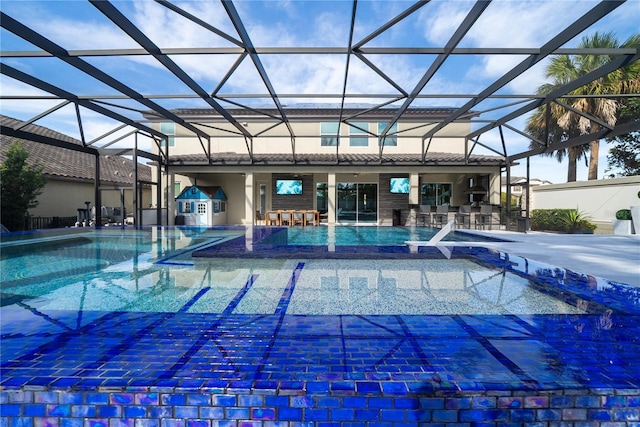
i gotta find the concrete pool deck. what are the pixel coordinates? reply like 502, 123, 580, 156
455, 230, 640, 288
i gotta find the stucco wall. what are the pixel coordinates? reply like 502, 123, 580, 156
531, 176, 640, 231
29, 179, 151, 219
162, 121, 470, 156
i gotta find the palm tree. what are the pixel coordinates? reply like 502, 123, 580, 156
526, 92, 589, 182
527, 32, 640, 181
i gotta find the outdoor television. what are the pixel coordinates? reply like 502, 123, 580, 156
276, 179, 303, 195
389, 177, 410, 194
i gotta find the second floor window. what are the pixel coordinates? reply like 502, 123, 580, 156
160, 122, 176, 147
378, 122, 398, 146
349, 122, 368, 147
321, 122, 339, 146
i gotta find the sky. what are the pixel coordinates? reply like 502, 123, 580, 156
1, 0, 639, 184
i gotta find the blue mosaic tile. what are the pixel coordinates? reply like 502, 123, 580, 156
60, 419, 83, 427
277, 407, 302, 421
380, 382, 408, 396
70, 405, 95, 418
3, 226, 640, 426
22, 404, 45, 417
1, 404, 20, 416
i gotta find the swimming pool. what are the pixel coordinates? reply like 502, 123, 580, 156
285, 225, 502, 246
2, 226, 640, 424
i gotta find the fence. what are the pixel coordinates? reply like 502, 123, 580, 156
24, 216, 77, 231
531, 175, 640, 233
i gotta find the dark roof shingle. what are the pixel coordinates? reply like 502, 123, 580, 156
1, 115, 151, 184
169, 152, 505, 167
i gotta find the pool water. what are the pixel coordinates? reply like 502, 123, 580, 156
0, 227, 590, 315
1, 225, 640, 402
286, 225, 500, 245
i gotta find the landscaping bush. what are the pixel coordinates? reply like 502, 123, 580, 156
531, 209, 596, 233
530, 209, 569, 231
616, 209, 632, 220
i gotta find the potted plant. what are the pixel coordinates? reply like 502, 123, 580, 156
613, 209, 634, 235
631, 190, 640, 235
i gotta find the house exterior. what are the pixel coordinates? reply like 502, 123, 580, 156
0, 115, 152, 226
175, 185, 228, 226
145, 106, 507, 226
501, 176, 553, 200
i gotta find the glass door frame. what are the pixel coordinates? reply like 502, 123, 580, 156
336, 182, 378, 224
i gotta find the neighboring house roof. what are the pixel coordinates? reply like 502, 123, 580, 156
176, 185, 227, 201
501, 176, 553, 186
169, 152, 505, 167
1, 115, 151, 185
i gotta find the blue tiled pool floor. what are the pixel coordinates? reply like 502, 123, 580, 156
2, 308, 640, 393
3, 227, 640, 424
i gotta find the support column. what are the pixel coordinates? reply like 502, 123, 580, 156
525, 156, 531, 232
409, 173, 420, 226
168, 173, 176, 226
506, 162, 512, 231
328, 173, 336, 224
245, 172, 254, 225
156, 163, 162, 225
94, 152, 101, 226
133, 134, 139, 227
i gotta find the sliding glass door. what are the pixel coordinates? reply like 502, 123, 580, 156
357, 183, 377, 222
337, 183, 377, 223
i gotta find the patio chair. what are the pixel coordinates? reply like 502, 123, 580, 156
418, 205, 431, 226
266, 211, 279, 226
280, 210, 292, 226
455, 205, 472, 228
304, 210, 318, 226
292, 211, 304, 226
255, 210, 265, 225
475, 205, 493, 230
433, 205, 449, 227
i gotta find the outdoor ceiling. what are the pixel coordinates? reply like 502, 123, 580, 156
1, 0, 639, 166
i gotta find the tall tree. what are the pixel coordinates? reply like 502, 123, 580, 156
0, 140, 46, 231
526, 32, 640, 181
526, 93, 588, 182
605, 98, 640, 177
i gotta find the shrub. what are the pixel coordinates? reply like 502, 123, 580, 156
530, 209, 570, 232
616, 209, 632, 220
531, 208, 596, 233
560, 209, 597, 233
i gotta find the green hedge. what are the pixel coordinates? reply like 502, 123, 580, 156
530, 209, 596, 233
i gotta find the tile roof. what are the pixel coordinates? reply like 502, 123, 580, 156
144, 106, 466, 122
1, 115, 151, 185
169, 152, 505, 167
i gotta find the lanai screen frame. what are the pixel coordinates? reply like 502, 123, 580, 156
1, 0, 639, 226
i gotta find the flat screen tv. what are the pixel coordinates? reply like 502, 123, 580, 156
276, 179, 303, 195
389, 177, 410, 194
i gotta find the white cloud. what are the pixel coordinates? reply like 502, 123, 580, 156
2, 3, 138, 50
419, 1, 473, 45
